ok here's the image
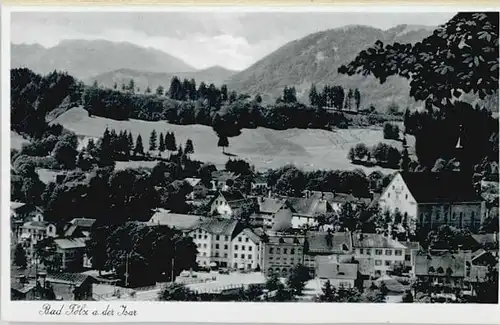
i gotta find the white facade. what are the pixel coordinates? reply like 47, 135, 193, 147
189, 228, 214, 266
354, 246, 406, 275
378, 173, 418, 225
230, 231, 260, 270
210, 194, 234, 218
292, 215, 317, 229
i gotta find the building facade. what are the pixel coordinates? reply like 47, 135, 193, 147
352, 233, 406, 275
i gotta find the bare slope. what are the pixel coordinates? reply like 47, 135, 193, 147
53, 107, 414, 173
227, 24, 435, 110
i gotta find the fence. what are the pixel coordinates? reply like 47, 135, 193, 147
191, 283, 245, 295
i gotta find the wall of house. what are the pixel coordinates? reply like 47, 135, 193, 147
318, 278, 355, 288
210, 233, 232, 268
46, 224, 57, 237
261, 242, 315, 277
189, 229, 212, 266
273, 208, 293, 231
378, 173, 418, 226
230, 233, 259, 270
291, 214, 316, 230
211, 196, 233, 217
417, 202, 482, 231
355, 247, 405, 275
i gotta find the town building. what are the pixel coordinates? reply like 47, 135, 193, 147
210, 171, 237, 192
45, 273, 96, 300
251, 176, 269, 195
184, 177, 209, 200
286, 196, 334, 229
11, 275, 37, 300
54, 237, 88, 271
252, 197, 293, 230
352, 233, 407, 276
230, 228, 262, 270
377, 171, 484, 232
11, 202, 44, 242
315, 255, 359, 288
210, 191, 248, 218
414, 251, 469, 290
257, 231, 316, 277
63, 218, 96, 239
187, 218, 243, 268
19, 221, 57, 259
305, 231, 353, 257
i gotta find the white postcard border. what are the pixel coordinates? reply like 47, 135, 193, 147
2, 4, 500, 323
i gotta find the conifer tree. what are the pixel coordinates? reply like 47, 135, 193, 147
149, 129, 157, 151
159, 132, 166, 153
185, 139, 194, 154
134, 134, 144, 156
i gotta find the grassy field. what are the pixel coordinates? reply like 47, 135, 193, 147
52, 107, 415, 173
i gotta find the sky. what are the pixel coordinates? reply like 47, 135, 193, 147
10, 11, 456, 71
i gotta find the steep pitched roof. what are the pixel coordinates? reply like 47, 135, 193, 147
220, 191, 245, 202
46, 273, 95, 287
307, 231, 352, 254
242, 228, 261, 244
195, 218, 242, 237
400, 171, 482, 203
10, 202, 26, 210
258, 197, 290, 214
22, 221, 50, 230
471, 233, 499, 249
184, 177, 202, 187
54, 237, 87, 250
287, 197, 332, 217
212, 171, 236, 182
414, 251, 468, 277
352, 234, 406, 249
148, 209, 206, 230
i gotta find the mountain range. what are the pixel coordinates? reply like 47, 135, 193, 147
12, 24, 440, 110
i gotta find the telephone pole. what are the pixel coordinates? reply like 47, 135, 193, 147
124, 252, 130, 287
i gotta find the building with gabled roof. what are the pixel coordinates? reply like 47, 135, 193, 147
54, 237, 88, 271
286, 196, 334, 229
315, 255, 359, 289
252, 197, 294, 230
377, 171, 484, 232
352, 233, 407, 275
147, 209, 207, 231
210, 190, 248, 218
305, 231, 353, 255
64, 218, 96, 238
231, 228, 262, 270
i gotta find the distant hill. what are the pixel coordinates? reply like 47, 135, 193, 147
85, 65, 238, 90
11, 39, 195, 80
227, 24, 436, 111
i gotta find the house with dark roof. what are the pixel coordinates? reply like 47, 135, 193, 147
305, 231, 353, 256
286, 196, 334, 229
315, 255, 359, 289
230, 228, 262, 270
11, 275, 37, 300
352, 233, 407, 276
45, 273, 96, 300
187, 218, 244, 268
64, 218, 96, 238
378, 171, 484, 232
210, 191, 248, 218
184, 177, 209, 200
471, 233, 499, 254
210, 171, 237, 192
251, 175, 269, 195
414, 251, 470, 290
54, 238, 88, 271
252, 197, 294, 231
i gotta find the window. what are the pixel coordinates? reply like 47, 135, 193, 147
452, 212, 456, 220
215, 252, 219, 257
269, 248, 274, 254
405, 254, 411, 261
203, 252, 206, 257
395, 250, 402, 256
241, 254, 245, 259
283, 248, 288, 254
225, 236, 229, 241
241, 246, 245, 251
249, 246, 252, 251
471, 211, 475, 219
385, 250, 392, 256
245, 238, 249, 243
269, 256, 274, 260
224, 253, 228, 258
238, 237, 242, 242
203, 244, 207, 248
235, 245, 239, 250
375, 249, 383, 255
375, 260, 382, 266
388, 193, 390, 198
224, 244, 228, 250
248, 255, 252, 259
290, 248, 295, 254
216, 235, 220, 241
385, 260, 391, 266
405, 194, 408, 199
215, 244, 220, 249
276, 248, 281, 254
360, 249, 364, 254
366, 249, 371, 256
234, 254, 237, 258
204, 235, 208, 239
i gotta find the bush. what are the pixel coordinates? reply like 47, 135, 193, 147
383, 122, 400, 140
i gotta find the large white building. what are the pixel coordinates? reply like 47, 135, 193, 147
210, 191, 248, 218
377, 171, 484, 232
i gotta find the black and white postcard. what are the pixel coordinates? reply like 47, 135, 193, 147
1, 5, 499, 323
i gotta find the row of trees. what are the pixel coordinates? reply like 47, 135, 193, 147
309, 84, 361, 111
87, 222, 197, 286
347, 142, 402, 169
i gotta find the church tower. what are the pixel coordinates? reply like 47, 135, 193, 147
400, 132, 410, 172
455, 124, 472, 177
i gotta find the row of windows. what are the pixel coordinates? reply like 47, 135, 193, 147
269, 247, 300, 255
359, 249, 403, 256
420, 211, 477, 222
234, 254, 253, 260
234, 245, 252, 251
375, 260, 393, 266
214, 200, 228, 206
